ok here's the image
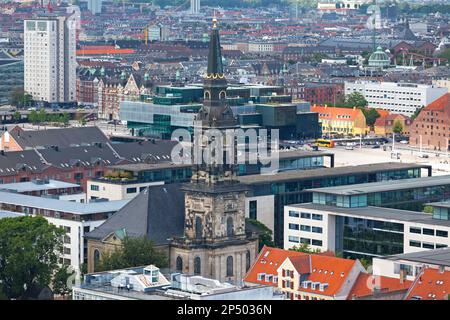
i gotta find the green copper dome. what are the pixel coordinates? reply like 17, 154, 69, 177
368, 46, 390, 68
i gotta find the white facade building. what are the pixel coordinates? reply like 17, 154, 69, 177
87, 179, 164, 201
344, 81, 448, 116
0, 190, 129, 271
87, 0, 102, 15
190, 0, 200, 14
284, 204, 450, 257
24, 14, 76, 103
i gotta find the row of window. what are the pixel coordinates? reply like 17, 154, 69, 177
288, 223, 323, 234
409, 240, 447, 250
288, 236, 323, 246
409, 227, 448, 237
288, 211, 323, 221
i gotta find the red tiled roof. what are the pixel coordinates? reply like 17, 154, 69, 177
243, 246, 306, 286
311, 105, 364, 122
289, 256, 311, 274
298, 255, 357, 297
77, 46, 135, 56
424, 93, 450, 112
348, 273, 412, 299
406, 267, 450, 300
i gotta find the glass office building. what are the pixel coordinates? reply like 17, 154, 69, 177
240, 163, 430, 247
336, 216, 404, 260
310, 175, 450, 212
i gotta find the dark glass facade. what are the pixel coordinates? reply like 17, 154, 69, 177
336, 216, 404, 260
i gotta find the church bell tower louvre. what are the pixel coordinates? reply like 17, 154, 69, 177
169, 18, 259, 285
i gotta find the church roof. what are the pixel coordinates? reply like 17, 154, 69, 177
85, 184, 185, 245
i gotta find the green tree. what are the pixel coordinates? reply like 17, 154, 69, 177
289, 242, 321, 254
246, 218, 274, 250
79, 118, 87, 126
423, 205, 433, 214
13, 111, 21, 123
38, 109, 47, 124
9, 88, 32, 109
52, 265, 75, 297
411, 106, 423, 121
96, 237, 168, 272
345, 92, 368, 108
0, 216, 64, 299
361, 108, 381, 128
61, 112, 70, 126
359, 258, 372, 270
393, 120, 403, 134
28, 110, 38, 124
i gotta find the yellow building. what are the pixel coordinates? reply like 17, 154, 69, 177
311, 105, 368, 136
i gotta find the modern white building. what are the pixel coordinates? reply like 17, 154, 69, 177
24, 13, 76, 103
190, 0, 200, 14
372, 248, 450, 282
87, 0, 102, 15
344, 81, 448, 116
284, 202, 450, 258
0, 191, 129, 271
147, 25, 169, 42
87, 178, 164, 201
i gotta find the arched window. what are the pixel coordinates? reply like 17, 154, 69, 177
176, 256, 183, 272
226, 217, 233, 237
246, 250, 251, 272
219, 91, 226, 99
93, 249, 100, 271
204, 91, 210, 100
195, 216, 202, 239
194, 257, 201, 275
226, 256, 234, 277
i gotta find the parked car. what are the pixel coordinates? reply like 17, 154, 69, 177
399, 140, 408, 144
372, 145, 380, 149
345, 145, 354, 150
418, 153, 429, 158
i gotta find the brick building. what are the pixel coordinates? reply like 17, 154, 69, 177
410, 93, 450, 151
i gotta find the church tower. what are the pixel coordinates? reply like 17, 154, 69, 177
170, 18, 259, 285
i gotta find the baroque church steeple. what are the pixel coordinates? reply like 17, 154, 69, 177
196, 17, 237, 129
169, 18, 258, 285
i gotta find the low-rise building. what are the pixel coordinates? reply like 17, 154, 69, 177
410, 93, 450, 151
73, 265, 277, 300
244, 246, 365, 300
0, 190, 129, 270
374, 113, 412, 136
310, 105, 368, 136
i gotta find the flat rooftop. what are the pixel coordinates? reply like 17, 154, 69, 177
428, 201, 450, 209
0, 179, 80, 193
0, 210, 24, 219
238, 162, 430, 185
382, 248, 450, 267
0, 191, 129, 215
306, 175, 450, 196
289, 203, 450, 228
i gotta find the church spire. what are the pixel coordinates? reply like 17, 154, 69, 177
206, 17, 224, 78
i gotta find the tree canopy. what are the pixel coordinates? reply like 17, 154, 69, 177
289, 242, 321, 254
9, 88, 32, 109
246, 218, 274, 250
344, 92, 368, 108
0, 216, 64, 299
393, 120, 403, 134
361, 108, 381, 128
96, 236, 168, 272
